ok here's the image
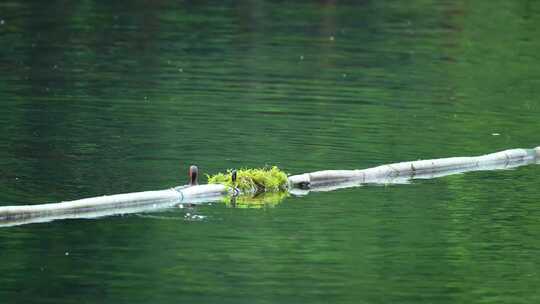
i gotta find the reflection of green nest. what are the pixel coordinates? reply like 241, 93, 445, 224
207, 166, 288, 193
224, 192, 290, 208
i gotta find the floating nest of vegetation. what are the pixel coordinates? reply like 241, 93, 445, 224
207, 166, 288, 193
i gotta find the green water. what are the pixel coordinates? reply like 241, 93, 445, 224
1, 1, 540, 303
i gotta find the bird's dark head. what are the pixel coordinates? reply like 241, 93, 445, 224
189, 165, 198, 186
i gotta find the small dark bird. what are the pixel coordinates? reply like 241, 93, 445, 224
231, 169, 237, 186
231, 169, 239, 196
189, 165, 198, 186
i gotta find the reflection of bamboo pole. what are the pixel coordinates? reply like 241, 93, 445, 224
0, 147, 538, 227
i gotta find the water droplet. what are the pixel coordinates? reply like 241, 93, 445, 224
329, 36, 334, 41
0, 20, 4, 25
178, 68, 183, 72
492, 133, 500, 136
300, 55, 304, 60
65, 252, 69, 256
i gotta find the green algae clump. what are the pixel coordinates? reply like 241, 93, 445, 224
224, 191, 289, 208
207, 166, 288, 193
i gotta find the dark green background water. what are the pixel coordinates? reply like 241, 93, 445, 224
1, 1, 539, 303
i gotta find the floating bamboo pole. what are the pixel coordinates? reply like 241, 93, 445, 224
0, 147, 538, 227
289, 147, 540, 195
0, 185, 228, 227
288, 147, 540, 190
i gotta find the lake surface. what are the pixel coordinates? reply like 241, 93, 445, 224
1, 1, 540, 303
